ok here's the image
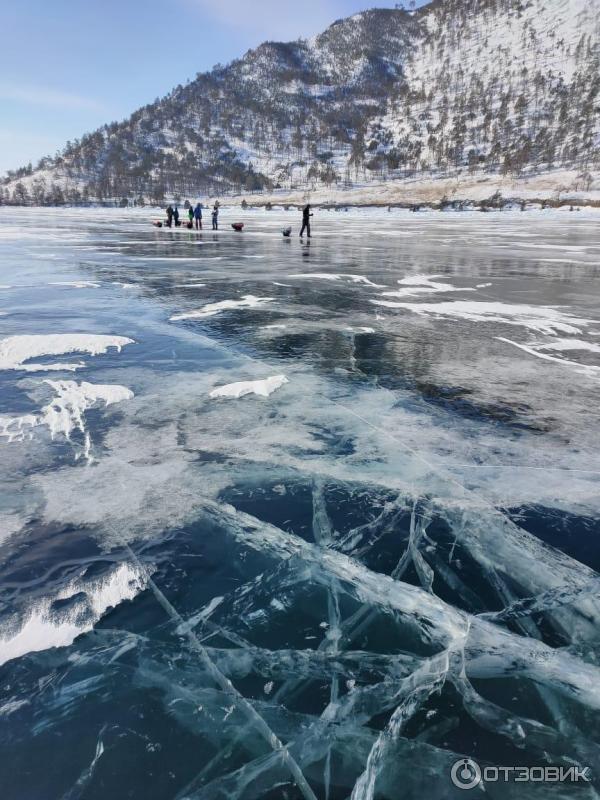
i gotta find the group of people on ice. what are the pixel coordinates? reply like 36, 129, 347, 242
165, 201, 220, 230
162, 201, 313, 237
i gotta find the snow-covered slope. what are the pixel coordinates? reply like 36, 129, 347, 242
2, 0, 599, 205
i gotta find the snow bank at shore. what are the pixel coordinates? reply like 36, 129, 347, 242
221, 168, 600, 209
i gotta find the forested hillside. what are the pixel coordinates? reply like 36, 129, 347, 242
2, 0, 599, 205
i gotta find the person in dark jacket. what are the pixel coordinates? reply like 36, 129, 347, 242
300, 204, 313, 238
173, 206, 180, 226
194, 202, 203, 230
212, 204, 219, 231
166, 205, 174, 227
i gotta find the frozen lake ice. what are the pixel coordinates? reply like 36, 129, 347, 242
0, 206, 599, 798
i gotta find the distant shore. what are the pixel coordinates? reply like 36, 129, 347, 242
1, 168, 598, 211
219, 168, 600, 211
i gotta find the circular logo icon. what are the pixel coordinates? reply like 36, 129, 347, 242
451, 758, 482, 790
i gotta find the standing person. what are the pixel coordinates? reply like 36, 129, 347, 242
300, 203, 313, 238
212, 204, 219, 231
173, 205, 180, 227
166, 205, 174, 228
187, 204, 194, 226
194, 202, 203, 230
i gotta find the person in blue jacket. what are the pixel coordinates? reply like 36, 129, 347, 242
194, 202, 203, 230
173, 205, 180, 226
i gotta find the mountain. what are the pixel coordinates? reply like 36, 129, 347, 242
2, 0, 599, 206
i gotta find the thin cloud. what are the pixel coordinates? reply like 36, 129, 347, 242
0, 84, 105, 112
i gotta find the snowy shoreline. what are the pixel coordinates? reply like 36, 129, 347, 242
226, 168, 600, 210
3, 168, 600, 212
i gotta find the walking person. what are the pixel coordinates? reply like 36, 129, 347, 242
212, 204, 219, 231
300, 203, 313, 238
173, 205, 180, 227
166, 205, 174, 228
194, 202, 203, 230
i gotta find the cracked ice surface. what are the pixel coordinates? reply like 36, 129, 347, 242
0, 207, 600, 799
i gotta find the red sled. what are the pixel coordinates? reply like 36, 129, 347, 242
232, 222, 244, 231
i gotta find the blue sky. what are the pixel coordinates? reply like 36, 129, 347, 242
0, 0, 427, 175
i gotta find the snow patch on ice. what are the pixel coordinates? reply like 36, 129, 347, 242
170, 295, 273, 320
371, 300, 596, 336
0, 414, 38, 443
289, 274, 384, 287
0, 334, 134, 372
497, 338, 600, 376
381, 274, 476, 299
49, 281, 101, 289
0, 563, 148, 666
40, 380, 134, 440
209, 375, 289, 399
0, 381, 134, 454
535, 338, 600, 355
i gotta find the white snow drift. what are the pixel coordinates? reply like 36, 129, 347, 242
381, 274, 475, 299
210, 375, 289, 399
289, 274, 384, 287
0, 334, 134, 372
0, 563, 147, 666
498, 338, 600, 376
370, 299, 596, 336
170, 295, 273, 321
49, 281, 101, 289
0, 381, 134, 445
